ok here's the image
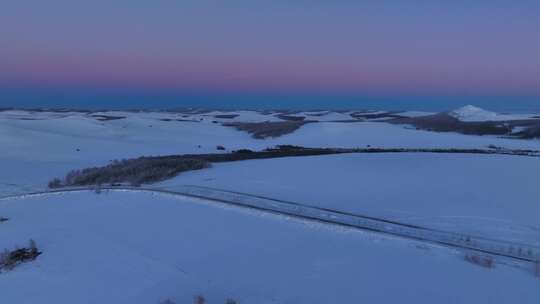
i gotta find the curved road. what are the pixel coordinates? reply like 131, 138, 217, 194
1, 185, 539, 265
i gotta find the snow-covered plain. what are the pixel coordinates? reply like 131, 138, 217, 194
159, 153, 540, 246
1, 191, 539, 304
1, 108, 540, 303
2, 109, 540, 196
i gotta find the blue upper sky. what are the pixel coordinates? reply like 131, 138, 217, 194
1, 0, 539, 110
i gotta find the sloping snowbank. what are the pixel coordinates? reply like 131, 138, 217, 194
160, 153, 540, 245
1, 191, 539, 303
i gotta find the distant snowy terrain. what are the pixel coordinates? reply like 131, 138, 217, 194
449, 105, 537, 122
1, 108, 540, 196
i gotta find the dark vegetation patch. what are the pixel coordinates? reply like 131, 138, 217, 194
512, 125, 540, 139
159, 118, 200, 123
1, 240, 41, 272
350, 111, 404, 119
390, 113, 513, 135
306, 113, 327, 117
276, 114, 306, 121
390, 112, 540, 138
464, 253, 494, 268
91, 115, 126, 121
214, 114, 239, 119
51, 157, 210, 187
224, 121, 311, 139
16, 117, 41, 121
50, 145, 539, 188
0, 217, 8, 223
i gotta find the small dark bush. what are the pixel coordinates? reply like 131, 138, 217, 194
0, 239, 41, 272
0, 217, 8, 223
48, 178, 63, 189
216, 145, 226, 151
194, 295, 206, 304
464, 253, 494, 268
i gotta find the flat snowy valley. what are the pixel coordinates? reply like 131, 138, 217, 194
1, 107, 540, 303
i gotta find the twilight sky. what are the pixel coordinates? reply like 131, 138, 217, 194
1, 0, 539, 109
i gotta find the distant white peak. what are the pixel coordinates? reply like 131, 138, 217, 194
449, 105, 499, 122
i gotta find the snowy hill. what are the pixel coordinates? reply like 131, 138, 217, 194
449, 105, 535, 122
1, 191, 539, 303
449, 105, 500, 121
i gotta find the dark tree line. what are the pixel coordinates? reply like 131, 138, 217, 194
50, 157, 210, 188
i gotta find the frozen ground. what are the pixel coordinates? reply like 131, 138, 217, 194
1, 108, 540, 303
2, 109, 540, 196
1, 191, 539, 304
159, 153, 540, 246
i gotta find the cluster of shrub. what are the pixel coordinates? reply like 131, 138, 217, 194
464, 252, 494, 268
161, 295, 238, 304
0, 240, 41, 272
49, 157, 210, 188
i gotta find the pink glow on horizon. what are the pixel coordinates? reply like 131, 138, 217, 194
1, 1, 540, 97
3, 53, 539, 96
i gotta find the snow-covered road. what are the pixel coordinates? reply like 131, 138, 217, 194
3, 185, 539, 265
